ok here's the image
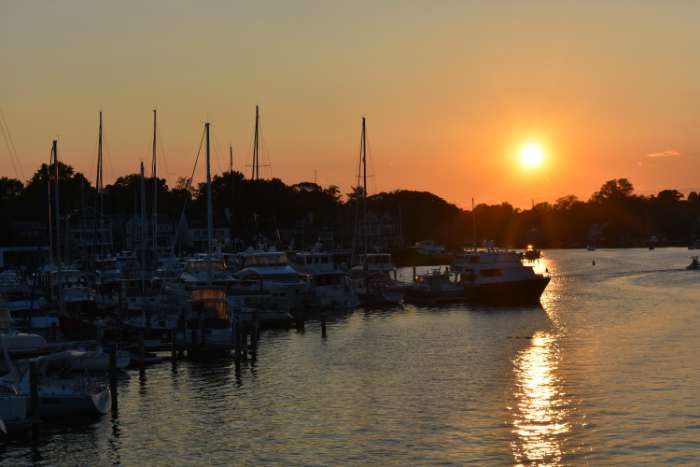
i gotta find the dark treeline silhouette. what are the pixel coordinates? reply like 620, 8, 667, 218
2, 162, 700, 250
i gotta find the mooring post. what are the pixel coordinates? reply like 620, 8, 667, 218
252, 310, 259, 343
170, 330, 177, 361
109, 346, 118, 410
412, 265, 417, 281
138, 329, 145, 369
199, 315, 206, 348
30, 360, 40, 425
234, 315, 241, 361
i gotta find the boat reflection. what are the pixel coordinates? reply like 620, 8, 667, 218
511, 331, 568, 466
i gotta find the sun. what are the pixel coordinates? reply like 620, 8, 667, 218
519, 143, 545, 169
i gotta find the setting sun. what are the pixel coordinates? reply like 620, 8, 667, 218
520, 143, 545, 169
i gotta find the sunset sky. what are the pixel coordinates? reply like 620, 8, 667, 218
2, 1, 700, 208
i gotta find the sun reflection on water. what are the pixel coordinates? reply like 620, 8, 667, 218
511, 331, 569, 466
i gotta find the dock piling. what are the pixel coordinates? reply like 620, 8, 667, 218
109, 346, 118, 410
30, 360, 40, 425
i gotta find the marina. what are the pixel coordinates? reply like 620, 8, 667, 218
1, 249, 698, 464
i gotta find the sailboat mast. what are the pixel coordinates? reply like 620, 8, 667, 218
139, 162, 146, 297
47, 160, 54, 265
205, 122, 213, 285
53, 140, 64, 315
229, 145, 233, 175
361, 117, 368, 257
94, 111, 103, 260
151, 109, 158, 256
97, 111, 103, 217
251, 105, 259, 180
472, 197, 477, 251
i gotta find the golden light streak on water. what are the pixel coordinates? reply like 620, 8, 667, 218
511, 331, 569, 466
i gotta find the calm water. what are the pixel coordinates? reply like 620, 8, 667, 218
2, 249, 700, 465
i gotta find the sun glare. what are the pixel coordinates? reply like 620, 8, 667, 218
520, 143, 545, 169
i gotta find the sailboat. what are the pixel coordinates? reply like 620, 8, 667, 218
349, 117, 403, 306
179, 122, 235, 352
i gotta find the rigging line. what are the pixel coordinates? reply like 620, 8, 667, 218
0, 118, 19, 179
0, 107, 24, 180
156, 126, 171, 185
173, 126, 206, 252
211, 123, 224, 176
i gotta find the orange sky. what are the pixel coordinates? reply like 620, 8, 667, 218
2, 1, 700, 208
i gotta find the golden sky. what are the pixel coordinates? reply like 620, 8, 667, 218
2, 1, 699, 208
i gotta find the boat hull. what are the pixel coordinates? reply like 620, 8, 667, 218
464, 277, 550, 305
38, 388, 111, 418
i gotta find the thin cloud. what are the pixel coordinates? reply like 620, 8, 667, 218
646, 149, 681, 158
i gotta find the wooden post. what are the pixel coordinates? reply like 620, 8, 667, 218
234, 315, 241, 361
199, 315, 206, 348
30, 360, 40, 424
321, 312, 327, 339
170, 330, 177, 361
138, 330, 145, 369
109, 347, 118, 411
252, 310, 259, 342
412, 265, 416, 281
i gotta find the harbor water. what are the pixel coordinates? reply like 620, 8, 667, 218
2, 249, 699, 465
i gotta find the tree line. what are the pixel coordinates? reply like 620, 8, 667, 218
2, 163, 699, 250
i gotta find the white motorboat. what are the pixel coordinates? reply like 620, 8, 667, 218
452, 249, 550, 304
290, 249, 359, 310
230, 249, 308, 311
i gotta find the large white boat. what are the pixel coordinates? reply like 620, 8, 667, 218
229, 250, 308, 311
451, 250, 550, 305
290, 249, 359, 310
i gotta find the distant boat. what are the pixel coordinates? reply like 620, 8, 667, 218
586, 244, 596, 251
523, 244, 542, 261
687, 256, 699, 270
648, 235, 658, 250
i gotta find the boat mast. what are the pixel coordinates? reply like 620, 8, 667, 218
251, 105, 259, 180
53, 140, 64, 315
94, 111, 103, 260
205, 122, 213, 285
151, 109, 158, 257
47, 159, 54, 265
472, 197, 477, 251
140, 162, 146, 298
361, 117, 368, 260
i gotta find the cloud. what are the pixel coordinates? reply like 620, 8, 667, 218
646, 149, 681, 158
